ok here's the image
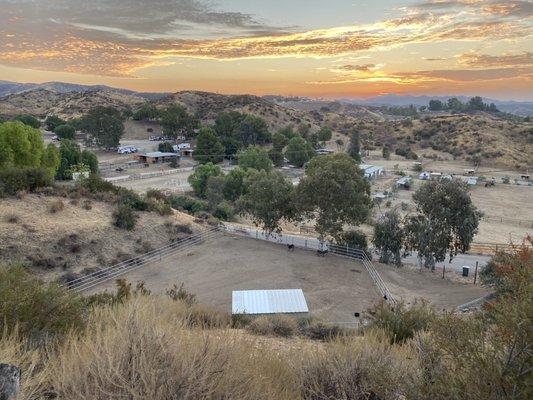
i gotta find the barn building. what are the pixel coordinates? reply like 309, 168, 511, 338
232, 289, 309, 317
135, 152, 178, 164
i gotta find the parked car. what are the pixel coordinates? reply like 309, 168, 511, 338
117, 146, 138, 154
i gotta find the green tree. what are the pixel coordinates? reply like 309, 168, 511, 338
160, 104, 197, 138
347, 131, 361, 162
80, 107, 124, 149
41, 143, 61, 178
268, 148, 284, 167
81, 149, 99, 174
0, 121, 45, 169
214, 111, 245, 139
56, 139, 82, 180
223, 167, 248, 201
279, 125, 298, 140
382, 146, 391, 159
194, 126, 225, 164
447, 97, 464, 112
296, 124, 310, 138
428, 99, 444, 111
337, 230, 370, 258
272, 131, 289, 150
235, 115, 271, 146
284, 136, 315, 167
317, 126, 332, 145
206, 175, 226, 210
15, 114, 41, 128
54, 124, 76, 140
296, 153, 371, 241
467, 96, 485, 111
188, 163, 223, 198
132, 103, 160, 120
373, 211, 404, 266
158, 141, 174, 153
45, 115, 66, 131
404, 180, 480, 269
239, 170, 295, 234
238, 146, 272, 172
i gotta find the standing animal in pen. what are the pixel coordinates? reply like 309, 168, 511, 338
0, 364, 20, 400
287, 244, 295, 251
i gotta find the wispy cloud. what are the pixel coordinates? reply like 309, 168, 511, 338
457, 51, 533, 67
0, 0, 531, 78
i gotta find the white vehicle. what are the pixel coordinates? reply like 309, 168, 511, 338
172, 143, 191, 151
117, 146, 138, 154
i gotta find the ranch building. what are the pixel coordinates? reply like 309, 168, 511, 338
135, 152, 178, 164
232, 289, 309, 317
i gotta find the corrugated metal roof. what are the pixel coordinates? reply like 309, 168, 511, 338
232, 289, 309, 315
142, 152, 177, 157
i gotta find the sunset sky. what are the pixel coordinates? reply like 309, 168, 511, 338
1, 0, 532, 100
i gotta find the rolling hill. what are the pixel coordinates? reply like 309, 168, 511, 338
0, 85, 531, 168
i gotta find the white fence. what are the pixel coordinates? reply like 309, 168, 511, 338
105, 167, 194, 183
221, 224, 395, 303
65, 226, 221, 292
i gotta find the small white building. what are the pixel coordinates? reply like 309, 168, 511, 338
396, 176, 412, 188
360, 164, 385, 180
419, 171, 430, 180
232, 289, 309, 317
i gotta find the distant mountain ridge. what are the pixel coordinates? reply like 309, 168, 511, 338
339, 94, 533, 116
0, 80, 170, 100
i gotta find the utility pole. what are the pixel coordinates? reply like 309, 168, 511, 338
442, 263, 446, 279
473, 261, 479, 284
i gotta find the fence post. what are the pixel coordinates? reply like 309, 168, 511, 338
473, 261, 478, 284
305, 239, 307, 249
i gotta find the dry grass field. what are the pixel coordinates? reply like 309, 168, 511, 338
88, 234, 491, 324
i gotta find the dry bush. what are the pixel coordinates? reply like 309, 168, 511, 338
81, 199, 92, 210
247, 315, 298, 338
48, 200, 65, 214
296, 331, 417, 400
185, 303, 231, 329
48, 296, 293, 400
4, 213, 20, 224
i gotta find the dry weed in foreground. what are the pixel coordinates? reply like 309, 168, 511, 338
0, 330, 50, 400
48, 296, 297, 400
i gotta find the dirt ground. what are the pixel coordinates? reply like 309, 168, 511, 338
89, 235, 492, 324
374, 263, 491, 310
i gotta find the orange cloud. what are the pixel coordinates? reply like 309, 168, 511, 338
457, 52, 533, 67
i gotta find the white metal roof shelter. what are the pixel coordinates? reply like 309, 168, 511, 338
232, 289, 309, 315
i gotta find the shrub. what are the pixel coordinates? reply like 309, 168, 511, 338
247, 314, 298, 337
81, 199, 92, 210
298, 333, 415, 400
80, 174, 116, 194
231, 313, 252, 328
118, 189, 149, 211
303, 320, 348, 341
113, 204, 137, 230
168, 195, 208, 214
365, 300, 435, 344
0, 167, 52, 195
213, 201, 235, 221
166, 283, 197, 306
0, 265, 85, 338
185, 303, 231, 329
48, 199, 65, 213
